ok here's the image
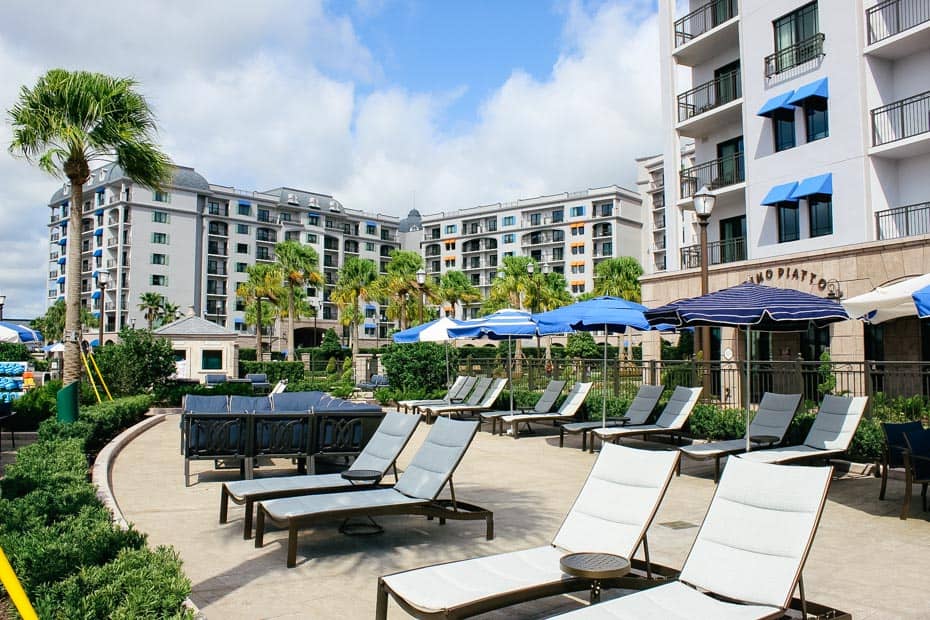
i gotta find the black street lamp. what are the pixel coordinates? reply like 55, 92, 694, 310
0, 292, 6, 321
96, 272, 109, 347
416, 269, 426, 324
693, 185, 716, 398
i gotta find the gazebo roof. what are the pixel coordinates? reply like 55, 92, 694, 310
154, 315, 238, 337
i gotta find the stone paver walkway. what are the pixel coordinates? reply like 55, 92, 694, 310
112, 414, 930, 619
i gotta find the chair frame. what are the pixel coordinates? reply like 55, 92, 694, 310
480, 379, 567, 434
901, 430, 930, 520
879, 421, 923, 502
498, 382, 593, 439
590, 386, 702, 453
559, 384, 664, 450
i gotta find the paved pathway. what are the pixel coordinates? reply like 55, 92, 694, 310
112, 414, 930, 619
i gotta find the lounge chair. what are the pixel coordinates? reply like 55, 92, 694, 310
376, 444, 680, 619
549, 457, 837, 620
399, 376, 474, 413
739, 395, 868, 465
559, 384, 664, 450
679, 392, 801, 482
358, 374, 390, 391
203, 373, 228, 387
590, 386, 702, 453
498, 382, 593, 439
879, 421, 923, 502
422, 378, 507, 423
479, 379, 566, 434
220, 411, 421, 538
254, 417, 493, 567
245, 373, 272, 394
900, 428, 930, 520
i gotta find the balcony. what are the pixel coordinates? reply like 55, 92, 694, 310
870, 90, 930, 157
207, 243, 228, 257
764, 34, 825, 79
676, 70, 742, 137
654, 215, 666, 230
653, 237, 667, 251
257, 213, 272, 223
876, 201, 930, 239
325, 221, 353, 234
673, 0, 739, 66
679, 152, 744, 199
680, 237, 746, 268
256, 232, 277, 243
866, 0, 930, 58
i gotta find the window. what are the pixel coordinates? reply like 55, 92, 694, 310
551, 208, 564, 223
773, 2, 819, 71
208, 201, 225, 216
502, 215, 516, 226
152, 210, 169, 223
366, 224, 377, 235
503, 233, 515, 244
237, 203, 251, 216
552, 230, 565, 242
305, 233, 317, 244
444, 224, 457, 235
529, 213, 541, 226
471, 273, 480, 286
599, 203, 613, 217
571, 283, 586, 294
257, 209, 271, 223
777, 203, 800, 242
570, 206, 585, 217
773, 109, 796, 152
153, 190, 170, 203
237, 243, 249, 254
430, 260, 440, 272
444, 241, 456, 250
571, 225, 585, 236
308, 214, 320, 226
804, 99, 828, 142
151, 232, 168, 244
235, 298, 246, 311
809, 196, 832, 237
571, 264, 586, 274
601, 242, 613, 256
571, 244, 586, 255
96, 192, 105, 206
503, 251, 514, 258
151, 253, 167, 265
237, 224, 250, 234
365, 242, 375, 251
236, 262, 247, 273
445, 258, 456, 268
201, 350, 223, 371
552, 247, 564, 261
151, 274, 167, 286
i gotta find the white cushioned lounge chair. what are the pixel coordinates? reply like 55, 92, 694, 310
497, 382, 593, 439
399, 376, 474, 413
479, 379, 566, 434
422, 378, 507, 423
254, 417, 492, 567
590, 386, 702, 453
549, 456, 836, 619
679, 392, 801, 481
376, 443, 680, 619
559, 384, 665, 451
220, 411, 421, 538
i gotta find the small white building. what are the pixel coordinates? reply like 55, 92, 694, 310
154, 314, 240, 382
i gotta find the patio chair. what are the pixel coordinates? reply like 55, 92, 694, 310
421, 378, 507, 423
179, 394, 230, 453
479, 379, 566, 434
679, 392, 801, 482
590, 386, 702, 453
498, 382, 593, 439
900, 428, 930, 520
245, 373, 272, 394
271, 391, 327, 413
182, 395, 249, 487
203, 373, 228, 387
358, 374, 390, 391
220, 411, 421, 538
738, 395, 868, 466
879, 421, 923, 502
376, 444, 680, 619
229, 395, 272, 414
400, 376, 476, 414
548, 457, 836, 620
418, 377, 493, 422
254, 417, 493, 567
559, 384, 665, 450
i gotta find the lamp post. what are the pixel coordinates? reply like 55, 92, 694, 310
693, 185, 716, 398
0, 293, 5, 321
416, 269, 426, 325
96, 272, 109, 347
312, 301, 319, 347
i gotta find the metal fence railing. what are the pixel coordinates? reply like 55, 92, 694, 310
677, 69, 741, 122
674, 0, 738, 47
867, 0, 930, 45
875, 201, 930, 240
680, 153, 745, 198
680, 236, 746, 269
764, 33, 825, 78
871, 90, 930, 147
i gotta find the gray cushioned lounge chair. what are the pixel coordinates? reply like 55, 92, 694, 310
549, 457, 837, 619
497, 382, 593, 439
591, 386, 702, 453
376, 443, 679, 619
679, 391, 801, 481
220, 411, 421, 538
421, 378, 506, 423
254, 417, 493, 567
479, 379, 566, 434
559, 384, 664, 450
418, 377, 490, 421
738, 394, 868, 465
399, 376, 474, 413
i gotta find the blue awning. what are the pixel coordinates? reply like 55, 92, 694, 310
761, 182, 799, 206
57, 276, 65, 283
91, 312, 100, 318
57, 257, 66, 265
238, 200, 251, 206
757, 90, 796, 117
95, 187, 105, 194
61, 201, 68, 207
93, 249, 102, 257
92, 270, 98, 278
790, 173, 833, 199
58, 238, 66, 246
787, 78, 828, 106
91, 291, 101, 300
365, 221, 377, 227
95, 208, 104, 215
365, 303, 376, 310
363, 319, 376, 327
234, 318, 245, 324
60, 221, 68, 228
94, 228, 103, 236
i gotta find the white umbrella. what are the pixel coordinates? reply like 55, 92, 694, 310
0, 322, 42, 344
392, 317, 465, 385
841, 273, 930, 324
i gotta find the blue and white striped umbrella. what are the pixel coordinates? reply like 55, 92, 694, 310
392, 317, 464, 343
0, 322, 42, 344
841, 273, 930, 324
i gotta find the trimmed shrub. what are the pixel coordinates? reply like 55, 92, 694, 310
849, 416, 885, 463
239, 361, 304, 384
153, 380, 254, 406
687, 404, 746, 440
92, 329, 176, 396
381, 343, 455, 394
0, 483, 99, 533
582, 394, 635, 421
0, 342, 32, 362
0, 438, 87, 499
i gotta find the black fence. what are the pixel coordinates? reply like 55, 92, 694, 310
674, 0, 738, 47
764, 33, 825, 78
680, 152, 744, 198
677, 70, 741, 122
867, 0, 930, 45
871, 90, 930, 147
875, 201, 930, 240
680, 236, 746, 269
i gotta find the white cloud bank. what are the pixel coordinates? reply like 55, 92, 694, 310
0, 0, 662, 317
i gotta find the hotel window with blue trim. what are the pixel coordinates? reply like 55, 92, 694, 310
777, 204, 799, 242
805, 99, 828, 141
809, 195, 832, 237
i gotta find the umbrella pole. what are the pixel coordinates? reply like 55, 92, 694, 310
745, 327, 751, 453
602, 324, 608, 428
508, 336, 514, 412
445, 342, 450, 387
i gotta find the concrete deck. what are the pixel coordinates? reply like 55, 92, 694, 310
112, 415, 930, 619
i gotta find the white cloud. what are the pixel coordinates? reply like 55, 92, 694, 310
0, 0, 661, 318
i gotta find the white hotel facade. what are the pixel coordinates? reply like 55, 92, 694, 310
641, 0, 930, 368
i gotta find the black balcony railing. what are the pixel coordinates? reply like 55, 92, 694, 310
764, 33, 825, 78
876, 202, 930, 239
654, 215, 666, 229
871, 90, 930, 147
680, 152, 744, 198
680, 236, 746, 268
674, 0, 738, 47
867, 0, 930, 44
678, 69, 741, 122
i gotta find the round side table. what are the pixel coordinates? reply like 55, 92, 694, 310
560, 552, 631, 603
339, 469, 384, 535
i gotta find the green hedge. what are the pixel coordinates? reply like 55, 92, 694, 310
381, 343, 454, 394
153, 380, 254, 407
238, 361, 305, 384
39, 395, 153, 456
687, 404, 747, 440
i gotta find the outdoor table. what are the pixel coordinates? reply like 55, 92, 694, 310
559, 552, 631, 603
750, 434, 780, 448
339, 469, 384, 535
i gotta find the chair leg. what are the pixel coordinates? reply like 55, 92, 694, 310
184, 459, 190, 487
879, 461, 888, 500
901, 473, 912, 520
714, 457, 721, 483
559, 427, 565, 448
375, 579, 389, 620
642, 534, 652, 579
254, 507, 266, 547
922, 483, 928, 512
287, 522, 299, 568
676, 457, 681, 477
244, 499, 254, 539
219, 486, 229, 524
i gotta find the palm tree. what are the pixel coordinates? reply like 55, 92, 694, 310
331, 257, 377, 358
138, 292, 165, 329
275, 241, 323, 361
237, 263, 284, 357
8, 69, 171, 385
158, 299, 180, 327
374, 250, 438, 330
439, 270, 481, 319
483, 255, 535, 314
592, 257, 644, 301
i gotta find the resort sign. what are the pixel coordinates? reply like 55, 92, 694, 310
746, 266, 835, 294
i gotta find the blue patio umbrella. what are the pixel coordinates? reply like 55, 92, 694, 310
0, 322, 42, 344
914, 284, 930, 319
449, 309, 539, 411
392, 317, 465, 385
535, 296, 651, 427
646, 282, 849, 451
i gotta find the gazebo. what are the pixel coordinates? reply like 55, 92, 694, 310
154, 313, 239, 382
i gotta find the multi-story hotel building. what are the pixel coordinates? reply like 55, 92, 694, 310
637, 144, 696, 274
642, 0, 930, 370
401, 186, 644, 318
46, 165, 401, 347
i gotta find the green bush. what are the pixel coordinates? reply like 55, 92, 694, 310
238, 347, 257, 362
285, 378, 335, 392
373, 386, 445, 405
34, 546, 193, 620
491, 388, 543, 411
153, 380, 253, 406
381, 343, 456, 394
687, 404, 746, 440
319, 328, 343, 357
38, 395, 152, 456
848, 416, 885, 463
582, 394, 635, 421
328, 382, 355, 399
92, 329, 176, 396
0, 438, 88, 499
565, 332, 599, 359
0, 483, 99, 533
0, 342, 32, 362
12, 381, 61, 430
239, 361, 305, 384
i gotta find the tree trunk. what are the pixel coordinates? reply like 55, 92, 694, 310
62, 179, 86, 385
255, 296, 263, 359
287, 288, 296, 361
